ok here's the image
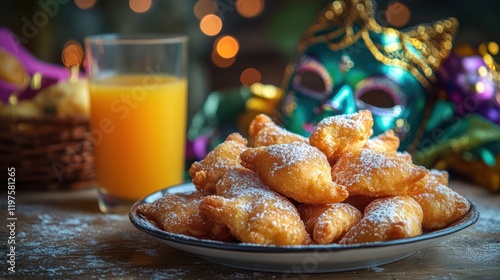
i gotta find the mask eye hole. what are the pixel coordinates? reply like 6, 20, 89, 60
292, 56, 333, 100
358, 89, 396, 108
355, 76, 406, 116
295, 70, 325, 93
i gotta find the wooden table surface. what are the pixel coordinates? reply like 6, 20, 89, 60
2, 179, 499, 279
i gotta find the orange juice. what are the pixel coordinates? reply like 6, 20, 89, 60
89, 75, 187, 200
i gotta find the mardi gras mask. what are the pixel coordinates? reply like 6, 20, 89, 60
281, 0, 457, 152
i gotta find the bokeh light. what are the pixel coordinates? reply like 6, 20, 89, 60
479, 43, 488, 55
386, 2, 410, 27
200, 14, 222, 36
483, 54, 496, 69
478, 66, 488, 77
211, 50, 235, 68
240, 68, 261, 86
488, 42, 499, 55
194, 0, 217, 20
236, 0, 264, 18
251, 83, 282, 99
215, 35, 239, 59
62, 40, 84, 67
129, 0, 152, 13
74, 0, 96, 9
475, 82, 485, 94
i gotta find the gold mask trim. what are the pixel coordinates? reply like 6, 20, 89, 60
289, 0, 458, 90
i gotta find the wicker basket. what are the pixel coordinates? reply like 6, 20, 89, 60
0, 115, 96, 190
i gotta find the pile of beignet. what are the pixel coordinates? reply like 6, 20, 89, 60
138, 110, 471, 246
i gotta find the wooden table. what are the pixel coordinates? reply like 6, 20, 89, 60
2, 179, 499, 279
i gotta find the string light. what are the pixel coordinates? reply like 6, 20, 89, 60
236, 0, 264, 18
211, 50, 235, 68
200, 14, 222, 36
129, 0, 152, 13
475, 82, 485, 94
478, 66, 488, 77
240, 68, 261, 86
479, 41, 500, 70
215, 35, 239, 59
386, 2, 410, 27
194, 0, 217, 20
488, 42, 499, 55
479, 43, 487, 55
74, 0, 96, 9
62, 40, 84, 67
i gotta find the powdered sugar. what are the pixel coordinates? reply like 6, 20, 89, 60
333, 149, 399, 187
220, 169, 269, 194
213, 168, 308, 243
341, 196, 422, 243
196, 134, 248, 172
266, 142, 326, 176
444, 238, 500, 265
256, 126, 309, 145
315, 112, 363, 130
11, 203, 193, 278
358, 149, 397, 170
138, 191, 207, 232
365, 197, 410, 225
220, 169, 300, 222
473, 203, 500, 234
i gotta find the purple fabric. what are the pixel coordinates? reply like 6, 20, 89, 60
0, 28, 72, 103
438, 53, 500, 125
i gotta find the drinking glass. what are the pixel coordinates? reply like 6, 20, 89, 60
85, 34, 188, 213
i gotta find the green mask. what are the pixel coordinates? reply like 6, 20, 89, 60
282, 0, 457, 152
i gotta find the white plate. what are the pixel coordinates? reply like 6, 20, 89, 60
129, 182, 479, 273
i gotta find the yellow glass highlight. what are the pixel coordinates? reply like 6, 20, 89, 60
89, 75, 187, 200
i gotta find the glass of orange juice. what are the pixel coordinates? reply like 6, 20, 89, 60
85, 34, 188, 213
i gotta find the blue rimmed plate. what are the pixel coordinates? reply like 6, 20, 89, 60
129, 182, 479, 273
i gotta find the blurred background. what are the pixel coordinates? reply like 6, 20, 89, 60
1, 0, 500, 122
